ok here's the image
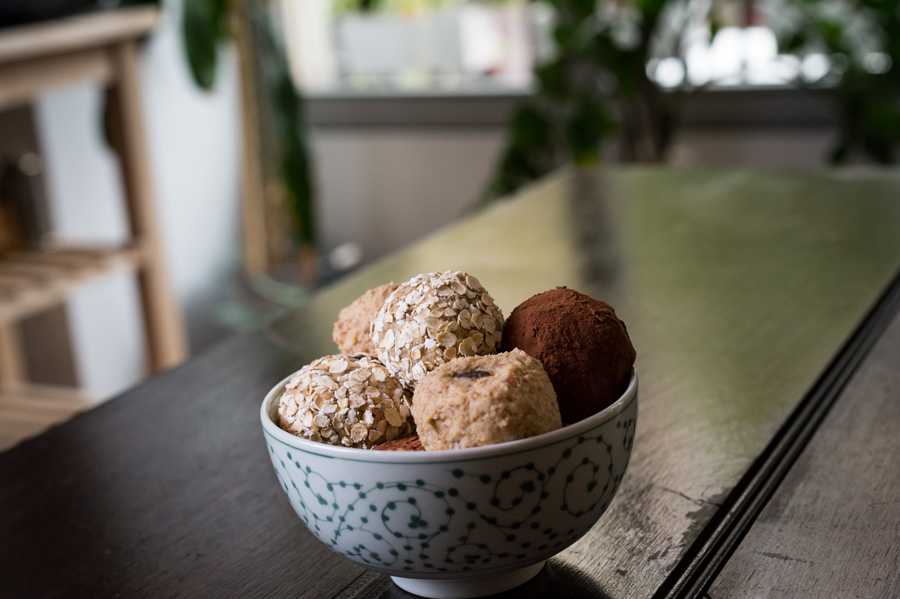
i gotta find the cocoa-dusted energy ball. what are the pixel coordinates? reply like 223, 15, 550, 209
412, 349, 562, 450
332, 282, 399, 355
277, 354, 414, 448
499, 287, 635, 423
371, 271, 504, 390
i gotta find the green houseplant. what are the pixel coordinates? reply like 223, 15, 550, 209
182, 0, 316, 281
485, 0, 900, 202
776, 0, 900, 163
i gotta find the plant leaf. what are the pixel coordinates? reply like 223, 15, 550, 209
182, 0, 230, 90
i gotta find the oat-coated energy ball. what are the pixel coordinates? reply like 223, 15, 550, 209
277, 354, 414, 448
332, 282, 400, 355
412, 349, 562, 450
371, 271, 504, 390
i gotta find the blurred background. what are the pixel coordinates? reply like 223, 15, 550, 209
1, 0, 898, 446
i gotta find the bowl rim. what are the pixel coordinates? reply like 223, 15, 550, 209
261, 368, 637, 464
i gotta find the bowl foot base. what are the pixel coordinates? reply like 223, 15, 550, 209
390, 560, 546, 598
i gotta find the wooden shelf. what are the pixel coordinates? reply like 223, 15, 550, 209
0, 6, 159, 112
0, 244, 144, 324
0, 5, 187, 446
0, 383, 95, 451
0, 244, 142, 449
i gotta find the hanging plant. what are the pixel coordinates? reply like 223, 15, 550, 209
774, 0, 900, 163
182, 0, 316, 266
481, 0, 699, 205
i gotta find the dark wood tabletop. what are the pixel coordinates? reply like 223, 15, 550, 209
709, 270, 900, 598
2, 166, 900, 599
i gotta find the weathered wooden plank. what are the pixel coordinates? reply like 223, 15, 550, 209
708, 282, 900, 598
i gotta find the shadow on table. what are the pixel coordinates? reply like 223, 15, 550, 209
378, 559, 614, 599
564, 168, 624, 299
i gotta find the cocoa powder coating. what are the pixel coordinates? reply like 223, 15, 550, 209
499, 287, 635, 423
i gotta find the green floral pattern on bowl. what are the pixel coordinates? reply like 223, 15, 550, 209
261, 371, 637, 581
265, 420, 634, 575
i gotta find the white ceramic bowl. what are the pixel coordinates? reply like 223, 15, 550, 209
260, 370, 637, 599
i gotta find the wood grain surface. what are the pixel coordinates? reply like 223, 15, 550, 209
707, 288, 900, 598
2, 167, 900, 598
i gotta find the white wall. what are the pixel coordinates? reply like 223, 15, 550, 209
312, 129, 504, 263
669, 129, 837, 167
310, 124, 839, 266
35, 1, 241, 398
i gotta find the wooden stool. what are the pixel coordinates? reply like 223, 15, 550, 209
0, 6, 188, 445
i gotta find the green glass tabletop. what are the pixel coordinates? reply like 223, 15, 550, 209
274, 165, 900, 597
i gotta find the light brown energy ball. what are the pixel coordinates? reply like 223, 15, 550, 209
332, 282, 400, 355
277, 354, 414, 448
411, 349, 562, 450
371, 271, 504, 390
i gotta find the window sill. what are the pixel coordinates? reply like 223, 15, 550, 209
305, 85, 837, 129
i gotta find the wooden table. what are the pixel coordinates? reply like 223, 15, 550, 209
2, 167, 899, 598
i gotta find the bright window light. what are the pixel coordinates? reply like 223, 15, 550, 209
863, 52, 891, 74
655, 57, 686, 88
800, 53, 830, 82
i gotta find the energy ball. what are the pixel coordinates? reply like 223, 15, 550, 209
371, 271, 504, 390
277, 354, 414, 448
499, 287, 635, 423
372, 434, 425, 451
412, 349, 562, 450
332, 282, 400, 355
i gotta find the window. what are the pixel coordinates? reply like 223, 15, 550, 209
279, 0, 894, 96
